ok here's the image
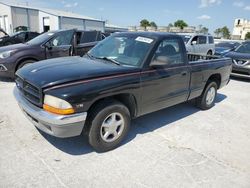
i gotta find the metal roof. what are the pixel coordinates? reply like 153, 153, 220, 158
0, 2, 103, 22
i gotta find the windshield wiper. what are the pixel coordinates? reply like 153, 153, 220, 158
100, 57, 121, 65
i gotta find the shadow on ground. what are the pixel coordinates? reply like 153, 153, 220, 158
0, 77, 14, 82
40, 93, 227, 155
230, 76, 250, 83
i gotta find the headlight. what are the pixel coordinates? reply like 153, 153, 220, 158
0, 50, 14, 59
43, 95, 75, 115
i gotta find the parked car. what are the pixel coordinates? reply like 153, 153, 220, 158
0, 29, 103, 78
14, 32, 232, 152
178, 33, 215, 55
0, 31, 40, 47
215, 41, 241, 56
0, 28, 8, 38
225, 41, 250, 79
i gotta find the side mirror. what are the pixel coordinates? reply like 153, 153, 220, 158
44, 43, 52, 50
191, 41, 197, 45
150, 56, 170, 68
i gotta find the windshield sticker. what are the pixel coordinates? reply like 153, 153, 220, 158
135, 37, 153, 44
47, 33, 54, 36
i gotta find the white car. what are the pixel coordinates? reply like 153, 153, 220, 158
178, 33, 215, 55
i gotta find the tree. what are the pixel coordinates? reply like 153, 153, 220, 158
220, 26, 230, 39
200, 27, 209, 34
150, 21, 157, 28
245, 32, 250, 40
168, 23, 173, 27
174, 20, 188, 30
140, 19, 150, 29
214, 28, 221, 37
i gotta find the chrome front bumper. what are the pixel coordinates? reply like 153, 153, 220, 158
14, 87, 87, 138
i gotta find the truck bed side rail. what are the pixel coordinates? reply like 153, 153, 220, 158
187, 53, 220, 62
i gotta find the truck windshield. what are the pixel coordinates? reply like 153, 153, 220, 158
88, 35, 154, 67
26, 32, 55, 45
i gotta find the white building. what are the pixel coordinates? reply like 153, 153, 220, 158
0, 2, 105, 34
232, 18, 250, 40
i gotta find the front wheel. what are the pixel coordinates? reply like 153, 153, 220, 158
87, 100, 131, 152
195, 82, 217, 110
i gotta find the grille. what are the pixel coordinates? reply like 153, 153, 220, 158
16, 76, 42, 107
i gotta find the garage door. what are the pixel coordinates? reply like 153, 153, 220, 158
11, 7, 28, 29
61, 17, 84, 30
85, 20, 104, 32
28, 9, 39, 32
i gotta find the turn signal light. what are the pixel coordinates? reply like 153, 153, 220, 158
43, 104, 75, 115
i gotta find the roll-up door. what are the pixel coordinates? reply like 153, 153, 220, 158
28, 9, 39, 32
85, 20, 104, 32
12, 7, 28, 29
61, 17, 84, 30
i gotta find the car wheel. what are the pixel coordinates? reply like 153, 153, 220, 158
88, 100, 130, 152
195, 81, 217, 110
17, 60, 35, 70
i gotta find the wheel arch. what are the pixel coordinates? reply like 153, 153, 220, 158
15, 57, 39, 72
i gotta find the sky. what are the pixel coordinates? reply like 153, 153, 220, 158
3, 0, 250, 33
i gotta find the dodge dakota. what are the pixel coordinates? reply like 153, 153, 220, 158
14, 32, 232, 152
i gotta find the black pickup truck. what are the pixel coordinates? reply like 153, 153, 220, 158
14, 32, 232, 152
0, 29, 103, 77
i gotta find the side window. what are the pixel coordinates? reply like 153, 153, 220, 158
49, 31, 73, 47
151, 38, 184, 66
80, 31, 98, 43
198, 36, 207, 44
208, 36, 214, 44
16, 33, 26, 42
191, 36, 198, 45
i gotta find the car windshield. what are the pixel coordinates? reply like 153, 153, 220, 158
216, 42, 240, 49
235, 42, 250, 53
88, 35, 154, 67
180, 35, 191, 43
26, 32, 55, 45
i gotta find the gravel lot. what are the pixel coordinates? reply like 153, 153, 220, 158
0, 78, 250, 188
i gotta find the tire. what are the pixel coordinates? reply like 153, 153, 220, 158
195, 81, 217, 110
87, 100, 131, 152
17, 60, 35, 71
207, 50, 212, 56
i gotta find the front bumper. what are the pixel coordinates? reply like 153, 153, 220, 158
14, 87, 87, 138
0, 62, 15, 78
231, 65, 250, 79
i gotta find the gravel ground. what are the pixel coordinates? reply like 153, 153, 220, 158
0, 78, 249, 188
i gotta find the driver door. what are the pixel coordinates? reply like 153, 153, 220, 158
45, 30, 74, 59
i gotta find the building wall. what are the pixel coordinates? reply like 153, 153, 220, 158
60, 17, 85, 30
85, 20, 104, 32
0, 3, 12, 34
233, 18, 250, 40
38, 11, 59, 33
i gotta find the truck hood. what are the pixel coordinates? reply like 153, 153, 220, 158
16, 56, 140, 89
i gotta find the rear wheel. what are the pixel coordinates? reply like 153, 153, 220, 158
87, 100, 131, 152
195, 81, 217, 110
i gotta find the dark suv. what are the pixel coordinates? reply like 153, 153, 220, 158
0, 31, 40, 47
0, 29, 104, 78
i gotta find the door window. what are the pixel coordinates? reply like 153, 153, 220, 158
49, 31, 73, 47
197, 36, 207, 44
80, 31, 98, 43
151, 38, 184, 66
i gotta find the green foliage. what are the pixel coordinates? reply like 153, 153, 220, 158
150, 22, 157, 28
140, 19, 151, 28
245, 32, 250, 40
214, 26, 230, 39
174, 20, 188, 30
